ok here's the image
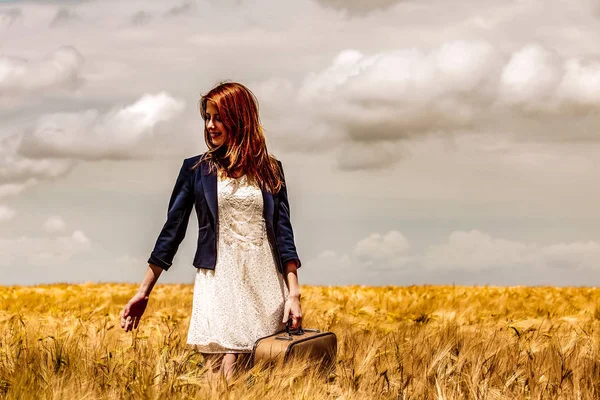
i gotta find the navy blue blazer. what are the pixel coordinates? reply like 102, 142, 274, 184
148, 153, 302, 274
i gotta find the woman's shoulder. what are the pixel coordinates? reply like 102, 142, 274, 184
183, 153, 204, 167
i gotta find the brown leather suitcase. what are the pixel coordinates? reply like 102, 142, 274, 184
250, 320, 337, 374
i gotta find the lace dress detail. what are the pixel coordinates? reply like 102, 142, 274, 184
186, 170, 289, 353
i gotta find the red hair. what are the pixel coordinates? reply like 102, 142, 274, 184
192, 81, 283, 194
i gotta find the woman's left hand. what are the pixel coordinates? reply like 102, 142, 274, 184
283, 295, 302, 329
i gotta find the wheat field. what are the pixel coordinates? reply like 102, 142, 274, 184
1, 283, 600, 399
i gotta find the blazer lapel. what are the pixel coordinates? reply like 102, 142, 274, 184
200, 160, 218, 222
261, 186, 274, 232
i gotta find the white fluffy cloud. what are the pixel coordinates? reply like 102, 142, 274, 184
297, 41, 498, 141
0, 91, 184, 198
498, 44, 562, 110
499, 44, 600, 114
19, 92, 185, 160
0, 46, 84, 100
0, 133, 75, 184
353, 230, 410, 265
296, 40, 600, 170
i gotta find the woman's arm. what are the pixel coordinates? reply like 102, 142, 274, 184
138, 263, 164, 296
283, 260, 301, 298
148, 158, 195, 271
282, 260, 303, 329
275, 160, 303, 328
121, 264, 163, 331
122, 157, 195, 331
275, 160, 302, 271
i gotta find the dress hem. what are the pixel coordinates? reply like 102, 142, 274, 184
186, 343, 253, 353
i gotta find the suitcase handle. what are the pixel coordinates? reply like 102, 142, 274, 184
284, 317, 322, 334
274, 319, 302, 341
285, 317, 304, 335
275, 319, 322, 340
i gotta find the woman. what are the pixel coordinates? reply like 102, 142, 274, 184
120, 81, 303, 383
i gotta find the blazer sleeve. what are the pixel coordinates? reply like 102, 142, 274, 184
275, 160, 302, 270
147, 158, 195, 271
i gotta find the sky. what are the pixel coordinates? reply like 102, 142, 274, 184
1, 0, 600, 286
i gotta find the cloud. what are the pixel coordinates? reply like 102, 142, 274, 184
50, 7, 80, 27
306, 229, 600, 273
314, 0, 403, 16
164, 2, 194, 17
0, 133, 76, 184
0, 91, 184, 199
247, 77, 347, 154
310, 250, 352, 270
298, 42, 499, 140
498, 44, 562, 109
555, 58, 600, 111
43, 215, 67, 233
498, 44, 600, 114
423, 230, 536, 271
18, 92, 185, 160
306, 230, 415, 271
352, 230, 412, 267
0, 180, 38, 198
130, 2, 195, 26
131, 10, 152, 25
0, 46, 84, 100
0, 229, 91, 267
336, 140, 404, 170
423, 230, 600, 271
296, 40, 600, 169
0, 205, 16, 222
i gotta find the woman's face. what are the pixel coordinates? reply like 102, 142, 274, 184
205, 101, 228, 147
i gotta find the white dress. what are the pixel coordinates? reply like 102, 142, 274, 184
186, 170, 289, 353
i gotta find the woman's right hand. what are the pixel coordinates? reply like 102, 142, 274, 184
120, 293, 149, 332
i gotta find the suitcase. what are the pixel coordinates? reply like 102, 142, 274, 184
250, 319, 337, 374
